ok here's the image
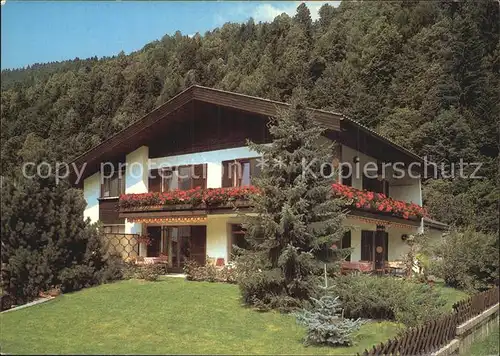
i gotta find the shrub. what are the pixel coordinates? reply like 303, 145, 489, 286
1, 175, 122, 304
217, 265, 237, 284
428, 228, 499, 292
295, 295, 364, 346
235, 249, 319, 312
2, 247, 52, 303
99, 254, 127, 283
328, 274, 447, 326
184, 260, 236, 284
121, 260, 140, 280
59, 265, 97, 292
136, 264, 164, 281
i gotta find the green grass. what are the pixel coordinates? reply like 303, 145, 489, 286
433, 281, 469, 311
0, 278, 401, 355
469, 327, 499, 356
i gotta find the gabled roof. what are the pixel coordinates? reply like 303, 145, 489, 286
69, 85, 426, 181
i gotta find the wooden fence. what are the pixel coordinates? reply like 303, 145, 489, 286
359, 286, 499, 356
453, 287, 499, 325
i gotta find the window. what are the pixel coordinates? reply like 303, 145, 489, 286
102, 225, 125, 234
222, 158, 260, 188
161, 168, 174, 192
148, 165, 206, 193
101, 167, 125, 198
362, 174, 390, 195
178, 166, 192, 191
178, 164, 206, 190
229, 224, 249, 259
362, 161, 390, 196
229, 161, 251, 187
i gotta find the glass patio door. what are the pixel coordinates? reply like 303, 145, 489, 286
163, 226, 206, 271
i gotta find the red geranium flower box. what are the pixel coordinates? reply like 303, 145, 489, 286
119, 184, 428, 220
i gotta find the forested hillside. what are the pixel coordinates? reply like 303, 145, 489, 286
1, 1, 498, 232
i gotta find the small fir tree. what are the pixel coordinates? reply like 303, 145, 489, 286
295, 295, 364, 346
236, 88, 346, 311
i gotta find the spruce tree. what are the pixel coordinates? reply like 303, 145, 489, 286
295, 296, 364, 346
236, 88, 346, 311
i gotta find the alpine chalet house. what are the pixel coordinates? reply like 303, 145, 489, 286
70, 86, 447, 273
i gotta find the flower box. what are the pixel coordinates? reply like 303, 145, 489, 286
331, 183, 428, 219
119, 186, 259, 211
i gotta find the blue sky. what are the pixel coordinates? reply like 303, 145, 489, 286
1, 1, 339, 70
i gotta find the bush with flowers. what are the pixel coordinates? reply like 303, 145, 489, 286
183, 259, 236, 283
119, 184, 427, 220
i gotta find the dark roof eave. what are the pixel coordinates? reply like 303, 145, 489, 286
423, 217, 449, 231
340, 115, 425, 164
66, 85, 428, 181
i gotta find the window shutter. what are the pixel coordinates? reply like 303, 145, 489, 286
342, 166, 352, 186
149, 169, 162, 192
341, 231, 352, 262
118, 169, 125, 195
222, 161, 232, 188
384, 232, 389, 262
192, 164, 206, 189
361, 230, 374, 261
100, 178, 106, 198
249, 158, 261, 183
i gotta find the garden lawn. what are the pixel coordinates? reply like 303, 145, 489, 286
469, 327, 499, 356
433, 281, 469, 311
0, 278, 401, 355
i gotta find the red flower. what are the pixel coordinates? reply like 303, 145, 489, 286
117, 183, 430, 220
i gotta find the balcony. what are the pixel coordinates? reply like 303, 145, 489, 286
118, 186, 257, 220
331, 183, 426, 220
118, 184, 427, 222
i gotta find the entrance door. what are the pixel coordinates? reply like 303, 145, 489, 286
361, 229, 389, 270
147, 226, 161, 257
374, 231, 389, 270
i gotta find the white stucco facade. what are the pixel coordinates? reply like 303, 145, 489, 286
125, 146, 149, 194
81, 143, 440, 264
205, 215, 237, 262
83, 172, 100, 224
341, 145, 422, 205
344, 217, 421, 262
389, 178, 422, 206
123, 146, 149, 255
